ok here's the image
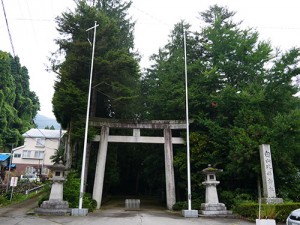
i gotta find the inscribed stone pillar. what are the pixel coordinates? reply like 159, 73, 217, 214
93, 126, 109, 209
259, 144, 283, 203
164, 128, 176, 210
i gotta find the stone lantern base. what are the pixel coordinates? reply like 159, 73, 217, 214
199, 203, 232, 216
35, 199, 71, 216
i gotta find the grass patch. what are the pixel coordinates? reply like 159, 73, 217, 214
234, 202, 300, 223
0, 183, 50, 207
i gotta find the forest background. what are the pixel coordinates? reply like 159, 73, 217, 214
1, 0, 300, 207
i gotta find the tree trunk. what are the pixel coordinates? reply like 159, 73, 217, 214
65, 122, 72, 169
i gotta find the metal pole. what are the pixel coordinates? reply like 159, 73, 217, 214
183, 28, 192, 210
79, 21, 98, 209
6, 144, 14, 193
10, 187, 14, 201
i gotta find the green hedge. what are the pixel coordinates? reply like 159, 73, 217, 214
234, 202, 300, 223
172, 199, 202, 211
64, 171, 97, 212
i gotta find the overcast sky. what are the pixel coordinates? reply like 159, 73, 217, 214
1, 0, 300, 119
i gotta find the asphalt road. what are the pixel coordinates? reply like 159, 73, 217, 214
0, 193, 39, 217
0, 196, 285, 225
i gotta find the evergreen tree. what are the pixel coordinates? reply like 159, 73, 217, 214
0, 51, 40, 150
52, 0, 139, 128
142, 5, 300, 201
51, 0, 140, 180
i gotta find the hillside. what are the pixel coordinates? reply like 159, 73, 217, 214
34, 114, 61, 130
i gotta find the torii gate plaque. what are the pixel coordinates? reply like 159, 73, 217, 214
89, 117, 188, 210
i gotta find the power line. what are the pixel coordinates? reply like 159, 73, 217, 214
24, 0, 40, 51
16, 18, 53, 22
1, 0, 16, 57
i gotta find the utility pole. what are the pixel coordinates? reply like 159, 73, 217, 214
183, 28, 192, 211
182, 28, 198, 218
78, 21, 99, 210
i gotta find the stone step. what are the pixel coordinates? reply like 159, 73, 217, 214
125, 199, 140, 211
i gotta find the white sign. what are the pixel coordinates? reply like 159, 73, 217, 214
10, 177, 18, 187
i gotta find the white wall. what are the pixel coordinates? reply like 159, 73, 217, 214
12, 137, 60, 166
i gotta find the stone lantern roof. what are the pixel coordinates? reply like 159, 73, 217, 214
47, 161, 68, 171
202, 164, 223, 174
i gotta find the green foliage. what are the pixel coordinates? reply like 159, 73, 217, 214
50, 146, 65, 164
219, 191, 254, 209
45, 125, 55, 130
0, 193, 27, 205
233, 202, 258, 221
0, 183, 47, 206
63, 171, 81, 208
234, 202, 300, 223
0, 195, 7, 206
49, 2, 300, 204
52, 0, 140, 130
172, 198, 202, 211
51, 1, 141, 186
142, 4, 300, 202
37, 185, 51, 206
63, 171, 97, 211
0, 51, 40, 149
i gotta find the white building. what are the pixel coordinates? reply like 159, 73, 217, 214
12, 129, 66, 176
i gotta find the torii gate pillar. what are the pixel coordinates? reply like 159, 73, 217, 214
92, 126, 109, 209
164, 128, 176, 209
90, 118, 188, 210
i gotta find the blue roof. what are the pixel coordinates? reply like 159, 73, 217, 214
0, 153, 10, 161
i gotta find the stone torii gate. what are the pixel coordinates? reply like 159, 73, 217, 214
89, 117, 188, 210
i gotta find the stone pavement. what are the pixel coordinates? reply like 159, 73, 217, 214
0, 207, 264, 225
0, 195, 286, 225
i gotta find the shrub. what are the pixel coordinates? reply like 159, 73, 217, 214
64, 171, 81, 208
83, 193, 97, 212
38, 189, 51, 206
0, 195, 8, 206
172, 201, 187, 211
234, 202, 300, 223
220, 191, 254, 209
63, 171, 97, 212
172, 198, 202, 211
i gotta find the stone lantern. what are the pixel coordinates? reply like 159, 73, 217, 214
35, 161, 71, 215
199, 164, 231, 216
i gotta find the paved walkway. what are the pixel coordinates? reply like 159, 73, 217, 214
0, 196, 285, 225
0, 209, 256, 225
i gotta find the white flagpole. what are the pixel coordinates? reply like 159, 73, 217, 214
79, 21, 99, 209
183, 28, 192, 211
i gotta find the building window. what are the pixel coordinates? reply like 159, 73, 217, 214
36, 138, 45, 147
41, 167, 49, 175
25, 166, 35, 174
34, 151, 44, 159
22, 150, 32, 158
14, 153, 21, 158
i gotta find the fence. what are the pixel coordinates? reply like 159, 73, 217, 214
25, 184, 44, 195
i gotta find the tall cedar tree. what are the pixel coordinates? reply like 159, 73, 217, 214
51, 0, 140, 184
142, 5, 300, 202
52, 0, 139, 128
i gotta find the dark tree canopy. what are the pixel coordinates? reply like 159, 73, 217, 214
142, 5, 300, 202
51, 2, 300, 205
52, 0, 140, 130
51, 0, 141, 187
